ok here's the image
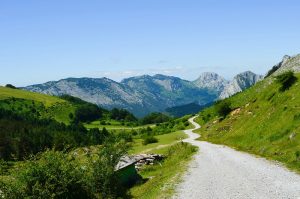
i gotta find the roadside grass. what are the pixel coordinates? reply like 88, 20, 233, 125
130, 131, 187, 154
195, 73, 300, 173
130, 142, 197, 199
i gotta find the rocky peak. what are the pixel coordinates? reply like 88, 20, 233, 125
266, 54, 300, 77
193, 72, 229, 95
282, 55, 291, 64
267, 54, 300, 76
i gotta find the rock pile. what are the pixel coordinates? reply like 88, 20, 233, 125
132, 154, 164, 170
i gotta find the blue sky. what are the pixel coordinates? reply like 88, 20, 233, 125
1, 0, 300, 86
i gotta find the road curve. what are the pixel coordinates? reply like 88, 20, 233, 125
174, 116, 300, 199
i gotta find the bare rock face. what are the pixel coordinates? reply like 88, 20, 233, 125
219, 71, 263, 99
266, 54, 300, 77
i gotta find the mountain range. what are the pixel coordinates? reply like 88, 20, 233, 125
23, 70, 262, 117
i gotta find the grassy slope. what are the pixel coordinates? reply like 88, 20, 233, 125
0, 87, 75, 124
0, 87, 64, 106
195, 74, 300, 172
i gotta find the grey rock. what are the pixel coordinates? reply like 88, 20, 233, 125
266, 54, 300, 76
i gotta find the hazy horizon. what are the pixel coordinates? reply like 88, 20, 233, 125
1, 0, 300, 86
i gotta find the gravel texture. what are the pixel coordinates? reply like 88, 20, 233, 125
174, 116, 300, 199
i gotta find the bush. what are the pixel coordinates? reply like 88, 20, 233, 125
5, 84, 17, 89
117, 132, 133, 142
215, 100, 232, 118
100, 120, 107, 125
0, 150, 90, 198
142, 136, 158, 145
91, 140, 129, 198
0, 140, 130, 199
275, 71, 297, 92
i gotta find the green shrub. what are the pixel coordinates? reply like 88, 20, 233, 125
100, 120, 107, 125
0, 140, 129, 199
5, 84, 17, 89
90, 140, 129, 198
0, 150, 90, 198
142, 136, 158, 145
117, 132, 133, 142
275, 71, 297, 92
215, 100, 232, 118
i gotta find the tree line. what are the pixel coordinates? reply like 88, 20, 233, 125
0, 108, 109, 161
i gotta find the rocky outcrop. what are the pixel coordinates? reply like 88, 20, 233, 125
266, 54, 300, 77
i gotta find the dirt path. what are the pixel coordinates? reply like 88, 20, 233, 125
173, 116, 300, 199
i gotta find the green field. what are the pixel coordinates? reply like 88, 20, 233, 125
130, 131, 187, 154
84, 120, 155, 130
195, 73, 300, 172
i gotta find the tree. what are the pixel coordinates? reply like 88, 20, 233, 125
5, 84, 17, 89
74, 104, 103, 123
110, 108, 137, 122
141, 112, 171, 124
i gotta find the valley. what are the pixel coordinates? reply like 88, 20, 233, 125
2, 1, 300, 198
1, 54, 300, 198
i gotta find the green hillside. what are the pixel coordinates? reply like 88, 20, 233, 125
195, 72, 300, 172
0, 86, 65, 106
0, 86, 75, 124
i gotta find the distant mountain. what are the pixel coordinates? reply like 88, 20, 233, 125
219, 71, 263, 99
24, 75, 216, 117
193, 72, 229, 96
121, 74, 215, 111
23, 72, 261, 117
165, 102, 213, 117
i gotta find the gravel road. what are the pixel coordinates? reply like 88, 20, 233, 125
173, 116, 300, 199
